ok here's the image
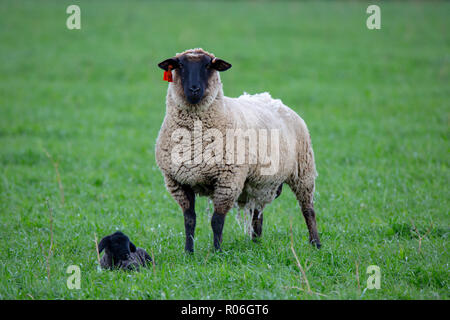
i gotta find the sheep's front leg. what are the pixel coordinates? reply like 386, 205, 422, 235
211, 198, 231, 251
163, 176, 196, 253
211, 178, 245, 251
211, 211, 226, 251
182, 186, 196, 253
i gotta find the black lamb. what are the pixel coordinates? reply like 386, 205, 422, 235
98, 231, 152, 271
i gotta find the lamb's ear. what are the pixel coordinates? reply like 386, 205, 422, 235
98, 236, 110, 253
211, 58, 232, 72
129, 241, 137, 253
158, 57, 179, 71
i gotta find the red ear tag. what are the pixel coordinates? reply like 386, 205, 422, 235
163, 65, 173, 82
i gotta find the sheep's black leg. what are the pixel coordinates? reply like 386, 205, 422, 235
211, 212, 225, 251
211, 178, 246, 251
182, 186, 196, 253
289, 179, 321, 249
301, 206, 321, 249
184, 208, 196, 253
251, 209, 263, 241
275, 184, 283, 199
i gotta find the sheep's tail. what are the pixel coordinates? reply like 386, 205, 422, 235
288, 131, 317, 206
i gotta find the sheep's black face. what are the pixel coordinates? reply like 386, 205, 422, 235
178, 55, 212, 105
109, 233, 132, 261
158, 53, 232, 105
98, 231, 137, 265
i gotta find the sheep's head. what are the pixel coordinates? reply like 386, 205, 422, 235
98, 231, 137, 269
158, 48, 231, 107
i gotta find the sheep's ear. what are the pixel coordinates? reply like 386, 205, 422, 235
98, 236, 110, 253
211, 58, 232, 72
158, 58, 179, 71
129, 241, 137, 253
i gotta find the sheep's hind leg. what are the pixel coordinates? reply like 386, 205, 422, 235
301, 205, 321, 248
251, 209, 263, 241
289, 179, 321, 248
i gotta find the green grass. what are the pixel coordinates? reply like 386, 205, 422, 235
0, 0, 448, 300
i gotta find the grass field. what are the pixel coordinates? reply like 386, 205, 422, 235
0, 0, 448, 300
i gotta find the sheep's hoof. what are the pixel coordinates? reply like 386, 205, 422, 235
185, 237, 195, 253
251, 235, 262, 243
310, 239, 321, 249
185, 248, 194, 254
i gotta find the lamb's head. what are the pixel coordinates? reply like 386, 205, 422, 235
98, 231, 137, 269
158, 48, 231, 108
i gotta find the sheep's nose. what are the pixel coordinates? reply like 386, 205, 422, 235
189, 86, 200, 95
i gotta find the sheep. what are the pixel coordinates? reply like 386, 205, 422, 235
98, 231, 152, 271
156, 48, 320, 252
